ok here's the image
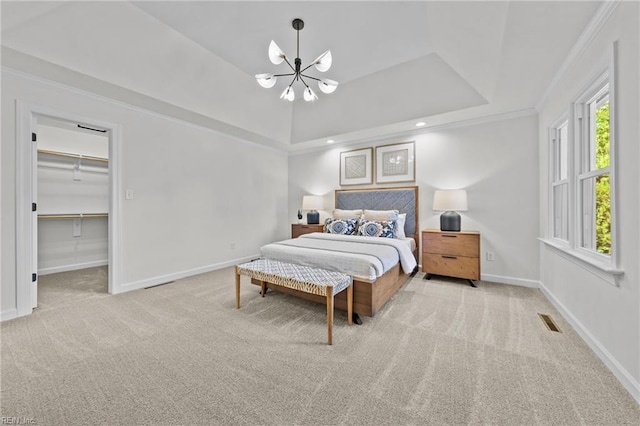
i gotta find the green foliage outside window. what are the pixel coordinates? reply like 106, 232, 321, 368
595, 102, 611, 254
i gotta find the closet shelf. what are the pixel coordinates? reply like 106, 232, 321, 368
38, 213, 108, 220
38, 149, 108, 163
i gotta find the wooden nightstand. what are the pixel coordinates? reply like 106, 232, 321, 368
291, 223, 324, 238
422, 229, 480, 287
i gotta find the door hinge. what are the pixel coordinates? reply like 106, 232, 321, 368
32, 132, 37, 142
32, 202, 37, 212
32, 273, 37, 282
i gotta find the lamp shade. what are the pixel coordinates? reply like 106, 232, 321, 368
268, 40, 286, 65
280, 86, 295, 101
318, 78, 339, 94
255, 73, 277, 88
313, 50, 332, 72
303, 87, 318, 102
302, 195, 324, 211
433, 190, 468, 211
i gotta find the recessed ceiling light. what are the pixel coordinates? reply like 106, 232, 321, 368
327, 139, 335, 144
416, 122, 426, 127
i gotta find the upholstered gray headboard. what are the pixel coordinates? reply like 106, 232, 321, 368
335, 186, 419, 242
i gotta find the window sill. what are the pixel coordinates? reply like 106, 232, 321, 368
539, 238, 624, 286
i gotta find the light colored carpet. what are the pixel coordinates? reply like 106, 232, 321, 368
1, 266, 638, 425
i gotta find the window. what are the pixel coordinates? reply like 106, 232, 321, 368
550, 119, 569, 242
575, 79, 613, 258
546, 67, 619, 277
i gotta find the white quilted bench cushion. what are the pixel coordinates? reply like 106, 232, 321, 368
236, 259, 352, 297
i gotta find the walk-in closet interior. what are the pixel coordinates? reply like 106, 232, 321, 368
36, 117, 109, 309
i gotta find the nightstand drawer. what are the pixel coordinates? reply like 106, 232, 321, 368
423, 253, 480, 280
422, 232, 479, 257
291, 224, 324, 238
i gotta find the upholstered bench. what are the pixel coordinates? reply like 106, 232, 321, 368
235, 259, 353, 345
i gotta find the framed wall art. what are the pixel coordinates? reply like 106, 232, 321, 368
375, 142, 415, 183
340, 147, 373, 186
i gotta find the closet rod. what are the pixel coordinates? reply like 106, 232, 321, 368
38, 149, 109, 163
38, 213, 108, 220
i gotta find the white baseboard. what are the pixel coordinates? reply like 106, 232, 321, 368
539, 281, 640, 404
117, 254, 259, 294
481, 273, 540, 288
38, 260, 108, 276
1, 309, 18, 322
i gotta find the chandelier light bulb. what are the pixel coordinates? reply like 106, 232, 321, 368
303, 87, 318, 102
268, 41, 286, 65
255, 73, 277, 88
318, 78, 338, 94
313, 50, 332, 72
280, 86, 295, 101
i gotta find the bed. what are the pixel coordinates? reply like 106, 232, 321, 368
256, 186, 419, 317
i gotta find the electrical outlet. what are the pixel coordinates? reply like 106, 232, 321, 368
125, 189, 134, 200
486, 251, 495, 261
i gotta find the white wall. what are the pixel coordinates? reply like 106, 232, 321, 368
1, 69, 289, 316
537, 2, 639, 400
38, 218, 108, 275
289, 113, 540, 286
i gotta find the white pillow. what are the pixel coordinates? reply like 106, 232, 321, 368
363, 209, 398, 221
396, 213, 407, 239
332, 209, 363, 220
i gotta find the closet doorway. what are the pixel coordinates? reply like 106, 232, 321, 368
15, 101, 122, 318
35, 117, 110, 309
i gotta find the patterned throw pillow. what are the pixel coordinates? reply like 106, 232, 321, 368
324, 217, 358, 235
358, 220, 397, 238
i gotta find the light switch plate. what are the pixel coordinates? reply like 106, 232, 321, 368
125, 189, 134, 200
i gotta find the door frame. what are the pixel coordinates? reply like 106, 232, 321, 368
16, 100, 123, 317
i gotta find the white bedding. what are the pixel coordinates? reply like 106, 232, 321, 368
260, 233, 417, 281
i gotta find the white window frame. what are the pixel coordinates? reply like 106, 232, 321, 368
575, 82, 613, 261
542, 43, 622, 285
548, 116, 570, 245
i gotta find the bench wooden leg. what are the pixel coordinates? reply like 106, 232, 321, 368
261, 281, 267, 297
235, 266, 240, 309
347, 285, 353, 326
326, 292, 333, 345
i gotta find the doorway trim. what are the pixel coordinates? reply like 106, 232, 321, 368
16, 100, 122, 317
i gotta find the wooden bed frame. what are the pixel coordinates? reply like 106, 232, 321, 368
255, 186, 419, 317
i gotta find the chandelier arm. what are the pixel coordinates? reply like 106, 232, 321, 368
298, 75, 311, 89
300, 63, 316, 73
300, 74, 322, 82
273, 73, 295, 77
288, 75, 297, 87
282, 57, 296, 72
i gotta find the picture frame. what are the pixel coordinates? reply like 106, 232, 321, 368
340, 147, 373, 186
375, 142, 415, 183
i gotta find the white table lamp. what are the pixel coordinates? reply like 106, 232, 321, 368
433, 189, 468, 232
302, 195, 323, 224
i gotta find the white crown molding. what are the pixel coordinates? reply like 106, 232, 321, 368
289, 107, 537, 157
535, 0, 621, 110
1, 65, 287, 155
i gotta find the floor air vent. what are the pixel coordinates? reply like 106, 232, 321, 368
538, 313, 561, 332
145, 281, 174, 289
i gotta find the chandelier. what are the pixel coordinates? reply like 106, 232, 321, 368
255, 18, 338, 102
